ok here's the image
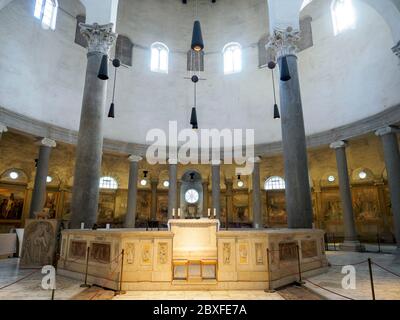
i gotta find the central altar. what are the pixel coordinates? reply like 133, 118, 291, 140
168, 219, 219, 260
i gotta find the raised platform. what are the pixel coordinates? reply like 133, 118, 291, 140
57, 222, 328, 291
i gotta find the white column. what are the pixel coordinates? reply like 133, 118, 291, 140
124, 155, 142, 228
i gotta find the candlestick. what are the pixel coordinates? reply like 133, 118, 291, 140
80, 222, 85, 230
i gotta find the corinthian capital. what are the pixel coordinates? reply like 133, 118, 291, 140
267, 27, 301, 59
80, 23, 118, 55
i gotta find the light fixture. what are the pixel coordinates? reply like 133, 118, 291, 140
141, 170, 149, 186
279, 56, 291, 82
190, 75, 199, 129
359, 171, 367, 180
237, 175, 244, 188
46, 176, 52, 183
268, 59, 280, 120
9, 171, 19, 180
191, 21, 204, 52
328, 175, 335, 182
98, 54, 109, 80
108, 58, 121, 118
163, 181, 170, 188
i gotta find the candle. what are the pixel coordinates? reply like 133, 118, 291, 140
213, 208, 216, 218
208, 208, 211, 218
80, 222, 84, 230
106, 224, 110, 230
178, 208, 181, 217
172, 208, 175, 218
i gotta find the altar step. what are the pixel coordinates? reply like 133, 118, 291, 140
172, 279, 218, 286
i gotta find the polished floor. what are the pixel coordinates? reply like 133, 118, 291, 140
0, 248, 399, 300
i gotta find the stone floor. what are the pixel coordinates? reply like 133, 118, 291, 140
305, 251, 400, 300
1, 249, 399, 300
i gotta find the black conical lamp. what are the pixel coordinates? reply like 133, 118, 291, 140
108, 103, 115, 118
274, 104, 280, 119
191, 20, 204, 52
279, 56, 291, 82
190, 107, 198, 129
98, 55, 109, 80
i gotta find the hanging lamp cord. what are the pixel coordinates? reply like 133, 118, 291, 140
271, 69, 277, 105
112, 66, 117, 103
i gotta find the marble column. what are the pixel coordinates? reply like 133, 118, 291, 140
211, 160, 221, 219
0, 123, 7, 140
330, 141, 364, 252
167, 159, 178, 220
177, 179, 182, 212
375, 127, 400, 259
70, 23, 117, 229
202, 180, 209, 217
269, 28, 313, 229
29, 138, 56, 218
124, 155, 142, 228
150, 178, 159, 221
251, 157, 262, 229
225, 179, 233, 225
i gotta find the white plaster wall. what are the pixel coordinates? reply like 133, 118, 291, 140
0, 0, 399, 145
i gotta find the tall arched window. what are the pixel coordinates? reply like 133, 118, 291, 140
151, 42, 169, 73
264, 176, 285, 191
223, 42, 242, 75
331, 0, 356, 36
99, 176, 118, 190
34, 0, 58, 30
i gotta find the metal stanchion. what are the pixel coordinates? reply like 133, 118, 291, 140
80, 246, 91, 288
295, 245, 304, 285
115, 249, 126, 296
368, 258, 376, 300
264, 248, 275, 293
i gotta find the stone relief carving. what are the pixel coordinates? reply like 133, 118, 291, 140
255, 243, 264, 265
158, 242, 168, 264
126, 243, 135, 264
279, 242, 298, 262
21, 220, 57, 267
239, 243, 248, 264
90, 243, 111, 264
223, 243, 231, 265
69, 240, 87, 260
141, 243, 152, 265
301, 240, 318, 259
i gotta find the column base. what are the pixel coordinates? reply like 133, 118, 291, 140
339, 241, 365, 252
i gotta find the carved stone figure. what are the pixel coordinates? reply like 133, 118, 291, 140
126, 243, 135, 264
223, 243, 231, 265
158, 242, 168, 264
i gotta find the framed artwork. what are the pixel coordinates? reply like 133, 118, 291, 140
0, 187, 25, 220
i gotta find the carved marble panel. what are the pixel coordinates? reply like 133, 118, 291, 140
255, 243, 264, 265
69, 240, 87, 260
223, 243, 231, 265
238, 243, 249, 264
141, 242, 153, 265
279, 242, 298, 262
125, 242, 135, 264
301, 240, 318, 259
158, 242, 168, 265
90, 242, 111, 264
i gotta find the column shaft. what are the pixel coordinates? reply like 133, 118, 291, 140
212, 164, 221, 219
168, 163, 178, 220
29, 144, 52, 218
124, 158, 140, 228
225, 180, 233, 225
202, 181, 209, 217
279, 55, 313, 229
380, 132, 400, 249
150, 179, 158, 220
252, 160, 262, 228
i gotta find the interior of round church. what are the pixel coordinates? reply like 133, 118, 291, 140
0, 0, 400, 301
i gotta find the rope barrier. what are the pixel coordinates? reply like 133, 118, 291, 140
0, 268, 41, 291
305, 279, 355, 300
372, 262, 400, 278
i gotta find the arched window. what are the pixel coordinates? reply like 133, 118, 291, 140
151, 42, 169, 73
331, 0, 356, 36
34, 0, 58, 30
223, 42, 242, 75
300, 0, 313, 11
264, 176, 285, 191
99, 176, 118, 190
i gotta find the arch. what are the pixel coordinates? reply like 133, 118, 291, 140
0, 168, 29, 184
223, 42, 242, 74
150, 42, 169, 73
351, 167, 375, 182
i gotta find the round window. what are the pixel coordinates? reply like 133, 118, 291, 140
185, 189, 199, 204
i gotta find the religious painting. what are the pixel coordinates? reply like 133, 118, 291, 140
62, 192, 72, 220
233, 193, 249, 222
301, 240, 318, 259
97, 192, 115, 223
114, 191, 127, 220
43, 191, 58, 219
266, 191, 287, 226
68, 240, 87, 260
279, 242, 298, 262
0, 187, 25, 220
321, 189, 342, 222
352, 187, 380, 222
20, 219, 57, 267
137, 192, 151, 221
157, 194, 168, 223
238, 243, 249, 264
90, 242, 111, 264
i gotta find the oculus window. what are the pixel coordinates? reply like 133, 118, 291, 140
185, 189, 199, 204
